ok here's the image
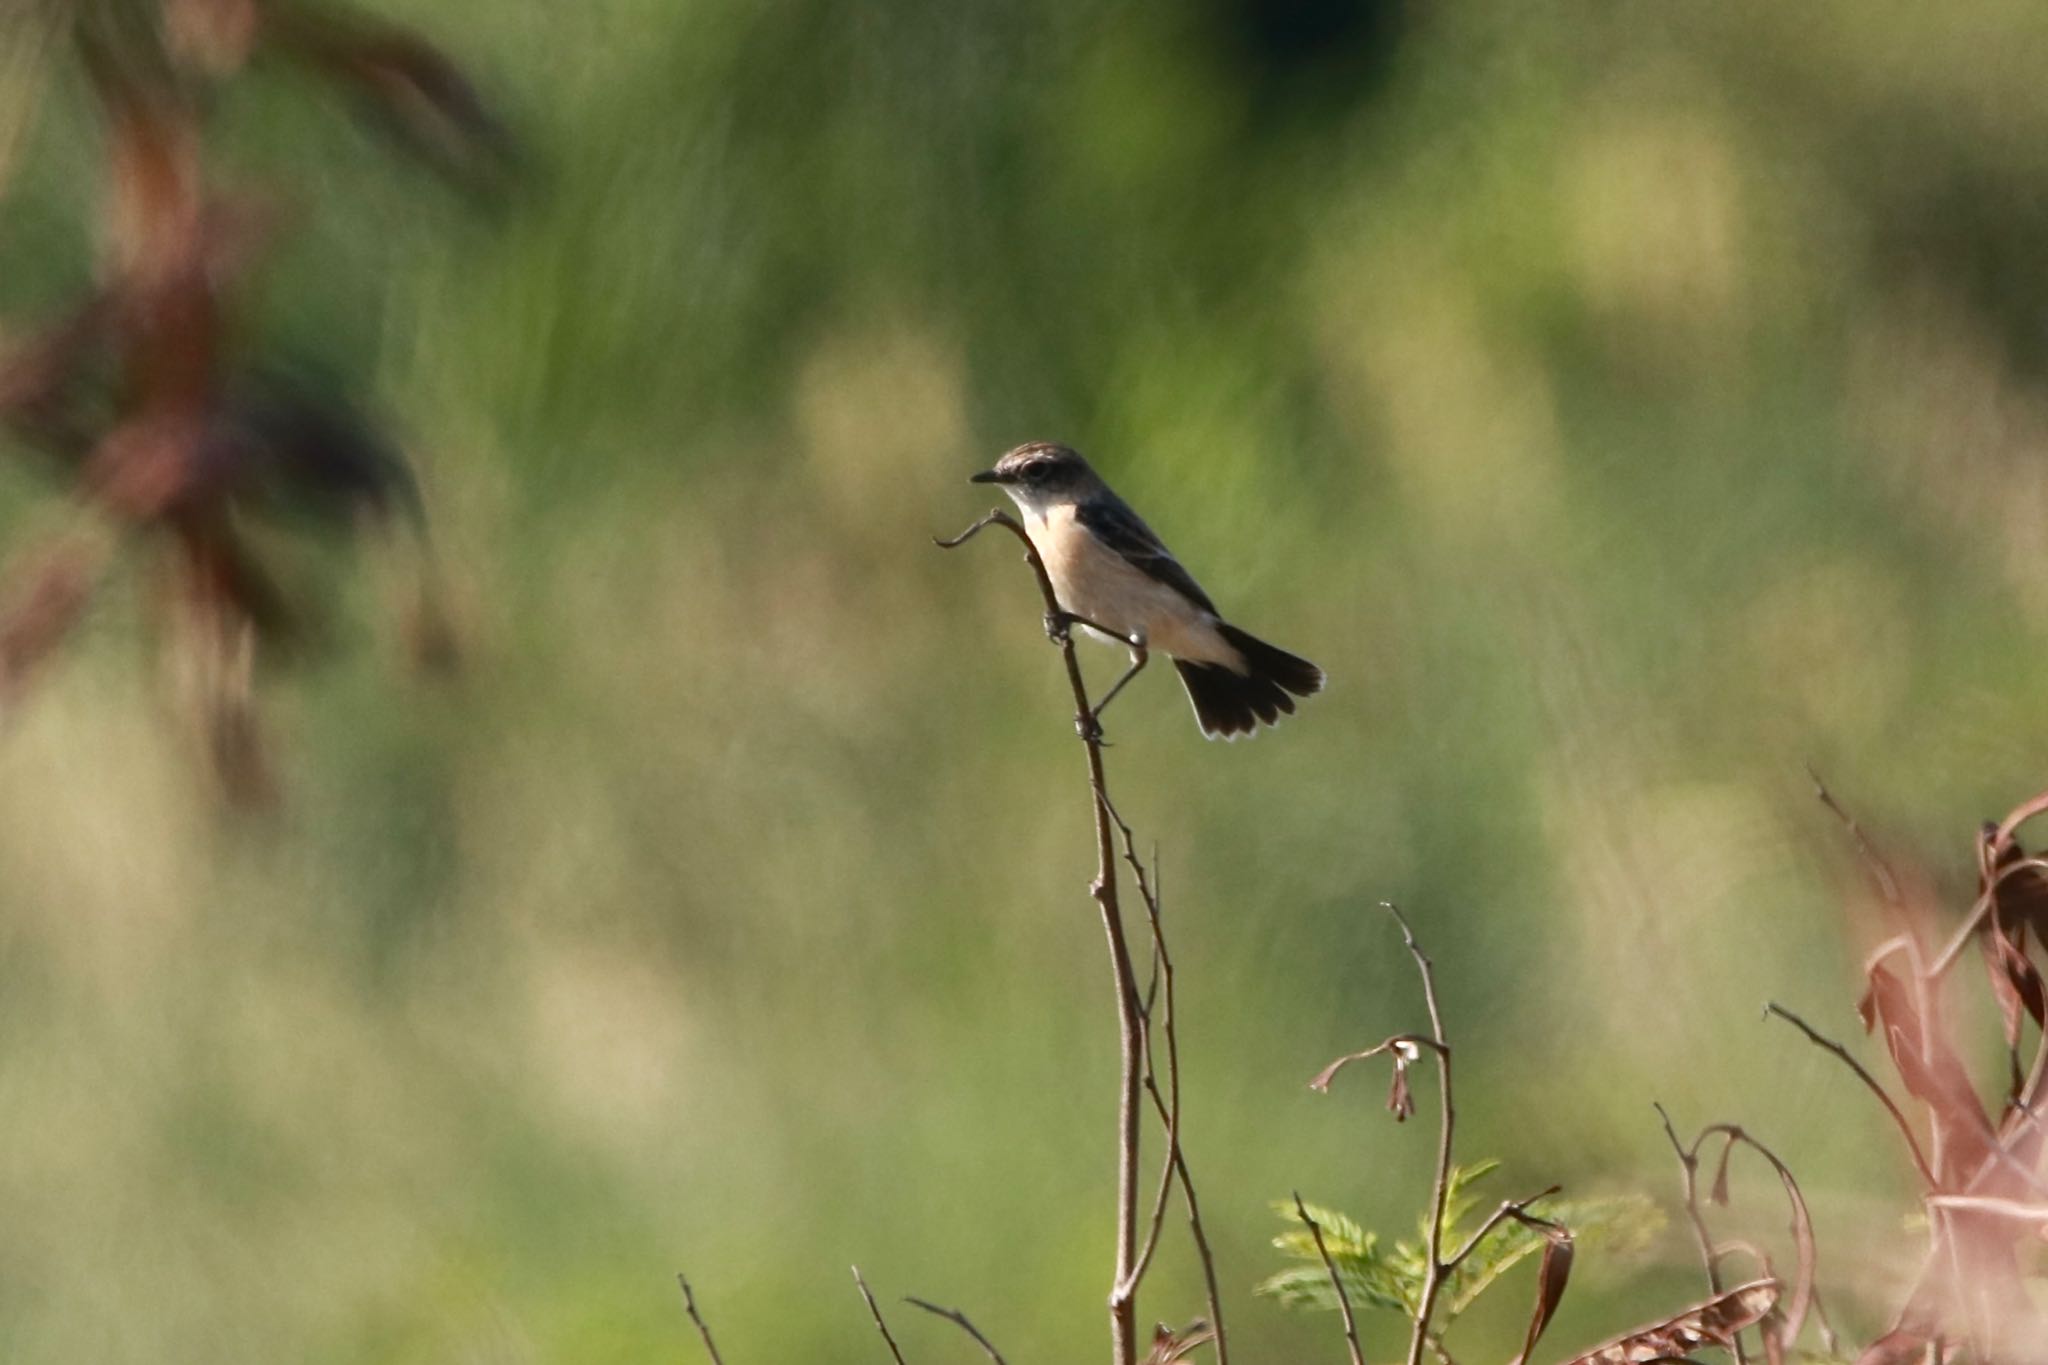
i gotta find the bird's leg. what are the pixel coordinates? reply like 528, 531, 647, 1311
1073, 633, 1149, 741
1088, 643, 1150, 722
1044, 608, 1135, 647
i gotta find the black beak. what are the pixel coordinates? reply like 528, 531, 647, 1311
969, 468, 1004, 485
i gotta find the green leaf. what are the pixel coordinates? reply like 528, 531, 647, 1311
1264, 1173, 1667, 1334
1439, 1158, 1503, 1235
1262, 1199, 1420, 1316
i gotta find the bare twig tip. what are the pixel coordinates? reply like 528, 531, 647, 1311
677, 1272, 728, 1365
903, 1295, 1009, 1365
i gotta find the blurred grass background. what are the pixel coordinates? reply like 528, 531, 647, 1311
6, 1, 2048, 1360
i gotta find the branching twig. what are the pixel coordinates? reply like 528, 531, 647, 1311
1654, 1115, 1820, 1364
904, 1296, 1010, 1365
1100, 787, 1229, 1364
1311, 903, 1502, 1365
1382, 901, 1456, 1365
1442, 1185, 1563, 1271
677, 1273, 728, 1365
853, 1267, 909, 1365
1653, 1103, 1746, 1365
1293, 1193, 1366, 1365
940, 510, 1150, 1365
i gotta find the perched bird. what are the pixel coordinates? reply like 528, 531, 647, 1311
971, 441, 1323, 739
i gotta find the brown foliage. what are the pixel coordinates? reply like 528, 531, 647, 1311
1559, 1279, 1780, 1365
1802, 782, 2048, 1363
0, 1, 499, 799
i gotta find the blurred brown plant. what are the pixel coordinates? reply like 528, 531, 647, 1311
0, 0, 505, 801
1784, 779, 2048, 1364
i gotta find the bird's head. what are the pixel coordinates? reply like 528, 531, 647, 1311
969, 441, 1100, 512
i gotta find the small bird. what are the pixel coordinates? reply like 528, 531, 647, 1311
971, 441, 1324, 739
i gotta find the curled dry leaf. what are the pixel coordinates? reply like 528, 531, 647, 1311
1857, 949, 1995, 1183
1716, 1129, 1816, 1359
1387, 1043, 1416, 1122
1707, 1137, 1732, 1207
1977, 829, 2048, 1052
1308, 1050, 1370, 1093
1557, 1278, 1778, 1365
1507, 1218, 1573, 1365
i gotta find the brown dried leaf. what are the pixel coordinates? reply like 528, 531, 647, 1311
1858, 956, 1994, 1183
1979, 832, 2048, 1046
1982, 918, 2043, 1052
1508, 1223, 1573, 1365
1708, 1136, 1732, 1207
1386, 1054, 1414, 1123
1310, 1038, 1421, 1101
1758, 1152, 1816, 1356
1558, 1278, 1778, 1365
1308, 1053, 1362, 1093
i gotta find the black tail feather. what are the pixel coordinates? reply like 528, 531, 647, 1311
1173, 626, 1324, 740
1218, 624, 1324, 699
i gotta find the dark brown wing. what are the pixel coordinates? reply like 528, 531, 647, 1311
1076, 496, 1217, 615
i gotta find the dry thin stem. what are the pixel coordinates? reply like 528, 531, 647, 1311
1112, 797, 1179, 1299
853, 1267, 909, 1365
1442, 1185, 1564, 1271
1764, 1001, 1937, 1187
1309, 1033, 1446, 1090
677, 1273, 728, 1365
904, 1296, 1009, 1365
1807, 765, 1905, 908
1924, 1193, 2048, 1222
1382, 901, 1457, 1365
1653, 1103, 1748, 1365
1700, 1125, 1817, 1354
1309, 903, 1468, 1365
940, 509, 1148, 1365
1655, 1115, 1822, 1364
1100, 786, 1229, 1364
1293, 1193, 1366, 1365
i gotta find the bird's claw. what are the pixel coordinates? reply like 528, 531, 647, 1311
1074, 710, 1105, 744
1044, 610, 1072, 645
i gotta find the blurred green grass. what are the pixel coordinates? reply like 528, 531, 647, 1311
6, 1, 2048, 1360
